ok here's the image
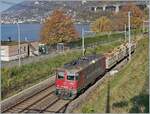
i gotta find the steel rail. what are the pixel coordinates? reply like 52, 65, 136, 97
2, 83, 55, 113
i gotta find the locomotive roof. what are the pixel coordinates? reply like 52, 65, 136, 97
60, 54, 104, 72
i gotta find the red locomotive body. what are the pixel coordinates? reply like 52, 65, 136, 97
55, 54, 106, 99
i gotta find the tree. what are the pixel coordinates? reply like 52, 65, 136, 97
112, 3, 144, 30
40, 10, 79, 45
143, 7, 148, 20
110, 12, 127, 31
122, 3, 144, 28
91, 16, 112, 33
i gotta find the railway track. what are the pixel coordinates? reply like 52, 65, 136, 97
23, 96, 71, 113
2, 83, 72, 113
2, 84, 55, 113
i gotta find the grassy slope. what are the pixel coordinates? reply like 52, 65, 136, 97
69, 29, 142, 48
1, 39, 122, 99
74, 37, 149, 113
69, 32, 124, 47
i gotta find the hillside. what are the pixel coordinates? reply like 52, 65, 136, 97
1, 1, 127, 22
1, 1, 97, 21
74, 37, 149, 113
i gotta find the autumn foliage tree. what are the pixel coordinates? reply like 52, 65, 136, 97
122, 3, 144, 28
112, 3, 144, 30
91, 16, 112, 33
40, 10, 79, 45
111, 12, 127, 31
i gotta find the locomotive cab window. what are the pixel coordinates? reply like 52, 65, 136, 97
57, 72, 64, 79
67, 75, 75, 80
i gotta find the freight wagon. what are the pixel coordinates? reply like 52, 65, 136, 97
116, 45, 127, 62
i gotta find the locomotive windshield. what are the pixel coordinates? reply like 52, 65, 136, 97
67, 75, 74, 80
67, 73, 79, 81
57, 72, 64, 79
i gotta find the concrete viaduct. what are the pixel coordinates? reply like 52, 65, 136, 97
87, 0, 150, 13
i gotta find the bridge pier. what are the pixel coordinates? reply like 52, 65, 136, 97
115, 5, 120, 13
94, 7, 97, 12
103, 5, 106, 11
90, 6, 97, 12
147, 4, 150, 8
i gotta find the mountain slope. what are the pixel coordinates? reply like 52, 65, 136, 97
1, 0, 103, 21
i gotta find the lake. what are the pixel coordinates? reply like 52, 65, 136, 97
1, 23, 90, 41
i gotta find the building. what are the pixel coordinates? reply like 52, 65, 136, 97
28, 41, 39, 56
1, 41, 39, 61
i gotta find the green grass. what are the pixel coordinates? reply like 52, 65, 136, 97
69, 32, 124, 48
1, 41, 27, 46
1, 38, 123, 100
69, 28, 143, 48
73, 37, 149, 113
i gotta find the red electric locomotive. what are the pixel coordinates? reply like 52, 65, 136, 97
55, 54, 106, 99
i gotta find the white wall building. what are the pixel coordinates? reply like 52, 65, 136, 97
1, 41, 39, 61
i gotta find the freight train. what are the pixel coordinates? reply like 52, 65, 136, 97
55, 41, 136, 99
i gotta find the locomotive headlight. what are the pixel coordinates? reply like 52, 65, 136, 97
56, 85, 60, 88
92, 60, 96, 64
58, 90, 61, 94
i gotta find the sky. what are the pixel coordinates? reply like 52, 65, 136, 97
0, 0, 24, 12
